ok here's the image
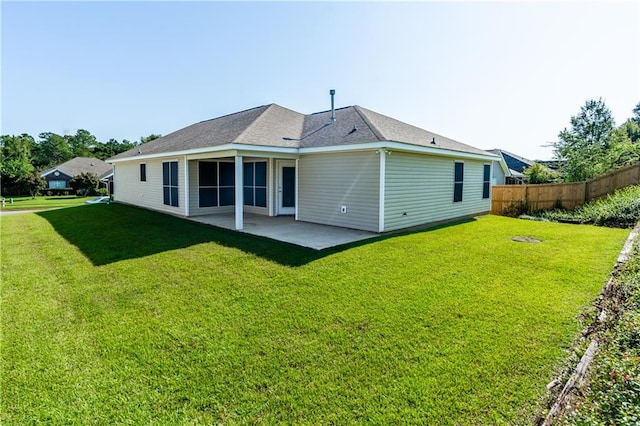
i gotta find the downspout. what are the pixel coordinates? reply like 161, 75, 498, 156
377, 149, 388, 232
295, 158, 299, 220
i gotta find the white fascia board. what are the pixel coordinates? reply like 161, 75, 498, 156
497, 158, 510, 176
108, 141, 497, 164
299, 141, 499, 162
40, 168, 57, 177
41, 168, 74, 178
108, 144, 299, 164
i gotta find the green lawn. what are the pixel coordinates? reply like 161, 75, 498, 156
0, 195, 89, 211
0, 204, 630, 424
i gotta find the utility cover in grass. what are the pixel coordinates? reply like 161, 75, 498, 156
512, 236, 542, 243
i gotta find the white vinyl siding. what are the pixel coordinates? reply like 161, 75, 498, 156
113, 158, 184, 215
384, 153, 491, 232
298, 151, 379, 232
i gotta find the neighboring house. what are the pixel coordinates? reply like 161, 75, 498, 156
40, 157, 113, 192
487, 149, 534, 185
108, 102, 500, 233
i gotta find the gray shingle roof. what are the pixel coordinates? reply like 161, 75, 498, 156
109, 104, 492, 161
300, 106, 490, 156
41, 157, 113, 179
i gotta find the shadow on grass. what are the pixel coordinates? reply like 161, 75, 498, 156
37, 204, 473, 267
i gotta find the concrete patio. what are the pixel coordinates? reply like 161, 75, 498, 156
188, 213, 378, 250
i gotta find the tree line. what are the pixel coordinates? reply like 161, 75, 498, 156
525, 99, 640, 183
0, 130, 160, 196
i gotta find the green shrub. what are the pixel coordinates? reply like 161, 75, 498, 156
502, 200, 530, 217
70, 172, 99, 196
535, 185, 640, 228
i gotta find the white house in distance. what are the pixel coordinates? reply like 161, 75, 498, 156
108, 97, 501, 233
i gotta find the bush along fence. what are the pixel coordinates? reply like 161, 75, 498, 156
492, 161, 640, 216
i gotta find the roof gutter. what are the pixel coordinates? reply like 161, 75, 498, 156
107, 143, 300, 164
299, 141, 500, 162
108, 141, 499, 164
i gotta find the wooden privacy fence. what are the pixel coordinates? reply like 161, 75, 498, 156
491, 161, 640, 215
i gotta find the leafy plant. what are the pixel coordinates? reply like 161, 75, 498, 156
534, 185, 640, 228
69, 172, 99, 196
523, 162, 559, 184
502, 199, 530, 217
18, 172, 46, 198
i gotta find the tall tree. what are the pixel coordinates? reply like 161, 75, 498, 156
619, 102, 640, 143
554, 98, 616, 181
0, 134, 35, 194
67, 129, 98, 158
139, 134, 161, 144
604, 125, 640, 169
632, 102, 640, 126
33, 132, 73, 169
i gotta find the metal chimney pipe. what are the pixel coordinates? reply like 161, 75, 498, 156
330, 89, 336, 122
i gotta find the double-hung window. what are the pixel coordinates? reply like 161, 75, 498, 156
163, 161, 179, 207
482, 164, 491, 199
453, 162, 464, 202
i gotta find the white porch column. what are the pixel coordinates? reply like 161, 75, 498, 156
268, 158, 275, 217
235, 155, 243, 230
378, 149, 387, 232
184, 156, 190, 216
294, 158, 299, 220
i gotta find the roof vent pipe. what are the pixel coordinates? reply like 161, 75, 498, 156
330, 89, 336, 123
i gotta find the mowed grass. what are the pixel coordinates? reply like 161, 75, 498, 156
0, 195, 89, 211
0, 204, 630, 424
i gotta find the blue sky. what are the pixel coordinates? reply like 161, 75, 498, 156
2, 1, 638, 160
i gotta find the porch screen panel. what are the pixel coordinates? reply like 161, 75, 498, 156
219, 162, 235, 206
199, 162, 218, 207
243, 161, 267, 208
243, 163, 254, 206
163, 161, 179, 207
255, 162, 267, 207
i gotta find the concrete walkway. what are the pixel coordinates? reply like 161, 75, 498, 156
188, 213, 378, 250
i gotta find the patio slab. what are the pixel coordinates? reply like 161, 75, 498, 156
188, 213, 378, 250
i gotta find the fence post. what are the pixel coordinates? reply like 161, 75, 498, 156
584, 180, 589, 203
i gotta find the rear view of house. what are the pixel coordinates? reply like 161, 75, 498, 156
108, 97, 499, 233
